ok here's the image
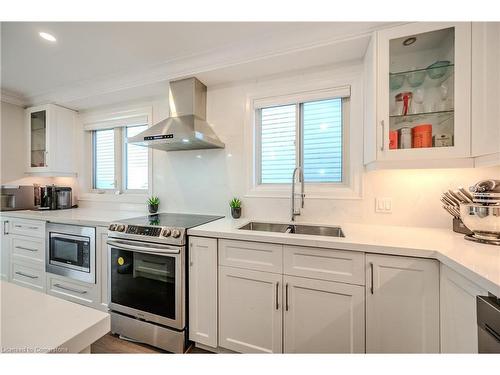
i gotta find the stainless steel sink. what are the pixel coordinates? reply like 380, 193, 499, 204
238, 222, 345, 238
238, 222, 289, 233
285, 224, 345, 237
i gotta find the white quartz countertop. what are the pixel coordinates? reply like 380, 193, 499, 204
188, 218, 500, 295
0, 208, 146, 227
0, 281, 110, 353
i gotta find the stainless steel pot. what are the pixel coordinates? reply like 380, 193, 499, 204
460, 203, 500, 241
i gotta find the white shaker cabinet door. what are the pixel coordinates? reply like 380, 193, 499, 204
218, 266, 282, 353
366, 254, 440, 353
189, 236, 218, 348
283, 275, 365, 353
440, 264, 486, 353
1, 218, 11, 280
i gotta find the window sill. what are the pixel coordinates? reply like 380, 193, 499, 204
79, 192, 148, 204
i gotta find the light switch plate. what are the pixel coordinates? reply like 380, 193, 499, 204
375, 198, 392, 213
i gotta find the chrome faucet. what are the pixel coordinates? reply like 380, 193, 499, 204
291, 167, 305, 221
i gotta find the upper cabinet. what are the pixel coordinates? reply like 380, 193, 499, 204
471, 22, 500, 167
26, 104, 77, 176
365, 22, 474, 168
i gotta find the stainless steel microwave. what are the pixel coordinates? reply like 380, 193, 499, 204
46, 223, 96, 283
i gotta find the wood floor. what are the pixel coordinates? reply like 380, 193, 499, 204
91, 333, 212, 354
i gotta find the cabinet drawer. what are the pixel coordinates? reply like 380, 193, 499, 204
11, 236, 45, 263
9, 219, 45, 238
219, 239, 282, 273
284, 245, 365, 285
47, 274, 98, 307
11, 261, 45, 292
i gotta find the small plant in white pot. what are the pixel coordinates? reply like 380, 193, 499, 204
147, 196, 160, 214
229, 197, 242, 219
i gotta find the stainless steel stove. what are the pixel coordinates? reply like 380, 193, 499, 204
107, 213, 222, 353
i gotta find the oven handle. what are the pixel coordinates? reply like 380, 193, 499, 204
107, 240, 181, 255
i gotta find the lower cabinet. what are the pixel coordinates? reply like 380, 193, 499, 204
218, 266, 282, 353
1, 217, 11, 280
365, 254, 440, 353
47, 273, 98, 307
11, 260, 46, 292
440, 264, 486, 353
189, 237, 218, 348
283, 275, 365, 353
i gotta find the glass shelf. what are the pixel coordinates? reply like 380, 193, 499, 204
390, 109, 454, 120
390, 64, 454, 76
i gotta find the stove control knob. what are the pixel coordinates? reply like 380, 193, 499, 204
172, 229, 181, 238
162, 228, 171, 237
117, 224, 125, 232
109, 224, 117, 231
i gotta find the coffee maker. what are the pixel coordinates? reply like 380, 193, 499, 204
38, 185, 73, 210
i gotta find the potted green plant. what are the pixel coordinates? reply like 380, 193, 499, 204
229, 197, 242, 219
147, 196, 160, 214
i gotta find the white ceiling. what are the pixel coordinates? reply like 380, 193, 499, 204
1, 22, 396, 110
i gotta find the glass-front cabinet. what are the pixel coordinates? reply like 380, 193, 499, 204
25, 104, 77, 175
29, 109, 48, 168
376, 23, 471, 162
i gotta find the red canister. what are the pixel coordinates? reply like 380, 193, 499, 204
412, 124, 432, 148
389, 130, 398, 149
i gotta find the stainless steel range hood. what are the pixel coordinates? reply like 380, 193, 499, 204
128, 77, 224, 151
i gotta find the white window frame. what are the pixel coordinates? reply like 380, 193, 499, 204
244, 69, 363, 200
82, 106, 153, 200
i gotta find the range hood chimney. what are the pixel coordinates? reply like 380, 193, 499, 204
128, 77, 224, 151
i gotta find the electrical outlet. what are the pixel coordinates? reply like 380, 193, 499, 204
375, 198, 392, 213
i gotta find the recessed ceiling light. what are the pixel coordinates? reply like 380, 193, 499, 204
39, 32, 56, 42
403, 37, 416, 46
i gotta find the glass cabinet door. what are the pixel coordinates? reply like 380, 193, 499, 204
388, 27, 455, 151
30, 110, 47, 167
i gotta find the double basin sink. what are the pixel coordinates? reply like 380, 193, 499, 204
238, 222, 345, 238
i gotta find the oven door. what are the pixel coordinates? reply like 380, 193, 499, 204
107, 239, 185, 330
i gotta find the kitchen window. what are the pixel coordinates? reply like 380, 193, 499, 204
91, 124, 150, 193
256, 93, 348, 185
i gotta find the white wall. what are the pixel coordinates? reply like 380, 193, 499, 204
1, 101, 26, 183
78, 64, 500, 229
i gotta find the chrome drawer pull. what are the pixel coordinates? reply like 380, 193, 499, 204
275, 282, 279, 310
54, 283, 88, 295
15, 246, 38, 252
15, 271, 38, 279
15, 225, 39, 230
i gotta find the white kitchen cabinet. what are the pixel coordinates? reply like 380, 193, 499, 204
365, 22, 473, 169
283, 275, 365, 353
11, 260, 46, 292
219, 239, 282, 273
471, 22, 500, 167
365, 254, 439, 353
26, 104, 77, 176
189, 236, 218, 348
47, 273, 99, 307
218, 266, 282, 353
1, 218, 11, 280
440, 264, 486, 353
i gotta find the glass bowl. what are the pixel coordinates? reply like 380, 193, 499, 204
407, 71, 426, 87
427, 60, 451, 80
390, 74, 405, 90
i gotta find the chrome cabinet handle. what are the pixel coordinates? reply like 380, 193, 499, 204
15, 246, 37, 252
275, 282, 279, 310
370, 262, 374, 294
285, 283, 289, 311
15, 271, 38, 279
54, 283, 88, 295
380, 120, 385, 151
15, 224, 39, 230
3, 220, 8, 235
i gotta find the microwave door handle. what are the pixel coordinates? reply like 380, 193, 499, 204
106, 240, 181, 255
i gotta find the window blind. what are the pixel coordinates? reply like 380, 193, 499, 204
125, 125, 149, 190
260, 104, 296, 184
93, 129, 115, 189
302, 98, 342, 182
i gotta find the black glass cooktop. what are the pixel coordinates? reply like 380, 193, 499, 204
120, 213, 223, 228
